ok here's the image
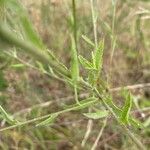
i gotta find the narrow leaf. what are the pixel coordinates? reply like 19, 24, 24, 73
94, 39, 104, 71
120, 92, 132, 124
106, 96, 142, 128
78, 55, 94, 70
0, 105, 18, 125
36, 114, 58, 127
21, 16, 45, 49
82, 35, 95, 47
36, 61, 46, 73
11, 63, 25, 68
83, 110, 109, 119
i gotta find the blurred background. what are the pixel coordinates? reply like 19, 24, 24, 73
0, 0, 150, 149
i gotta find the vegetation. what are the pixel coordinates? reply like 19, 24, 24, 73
0, 0, 150, 149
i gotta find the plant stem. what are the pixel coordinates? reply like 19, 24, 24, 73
90, 0, 98, 48
0, 98, 97, 132
110, 0, 116, 64
72, 0, 77, 49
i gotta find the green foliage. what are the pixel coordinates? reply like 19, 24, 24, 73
0, 0, 148, 149
0, 105, 18, 125
83, 110, 109, 119
93, 40, 104, 72
106, 95, 142, 128
70, 35, 79, 85
78, 55, 94, 70
36, 114, 58, 127
36, 97, 97, 126
120, 91, 132, 124
82, 35, 95, 47
10, 63, 25, 68
36, 61, 47, 74
64, 97, 98, 110
21, 16, 45, 49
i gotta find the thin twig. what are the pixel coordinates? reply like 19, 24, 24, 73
110, 83, 150, 92
91, 118, 107, 150
81, 108, 93, 147
98, 133, 118, 146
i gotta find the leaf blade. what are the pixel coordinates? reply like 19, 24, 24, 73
78, 55, 94, 70
82, 35, 95, 47
94, 39, 104, 72
36, 114, 58, 127
120, 92, 132, 124
83, 110, 109, 119
0, 105, 18, 125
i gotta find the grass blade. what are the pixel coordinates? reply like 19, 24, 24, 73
82, 35, 95, 47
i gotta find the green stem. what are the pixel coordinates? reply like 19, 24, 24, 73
110, 0, 116, 64
72, 0, 77, 49
90, 0, 98, 48
0, 98, 97, 132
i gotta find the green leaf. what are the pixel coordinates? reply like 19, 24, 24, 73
36, 98, 98, 127
93, 39, 104, 72
36, 114, 58, 127
129, 117, 143, 129
11, 63, 25, 68
83, 110, 109, 119
120, 92, 132, 124
70, 35, 79, 85
5, 0, 44, 51
78, 55, 94, 70
88, 71, 96, 87
47, 49, 68, 71
21, 16, 45, 49
106, 96, 142, 128
0, 105, 18, 125
36, 61, 46, 73
82, 35, 95, 47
